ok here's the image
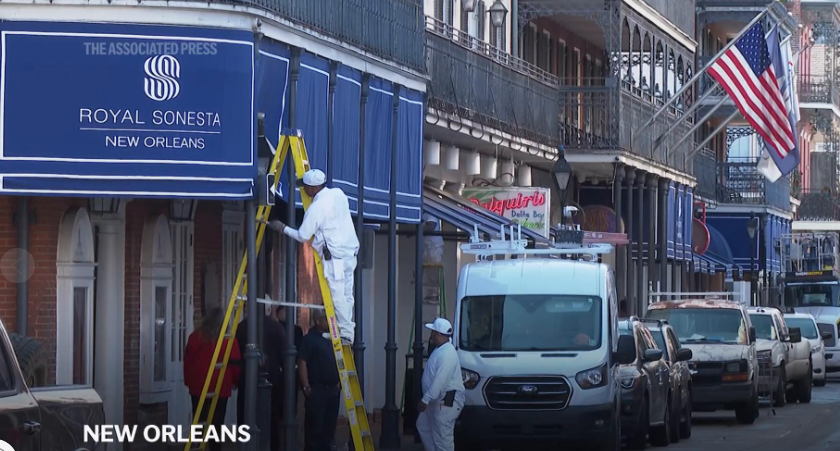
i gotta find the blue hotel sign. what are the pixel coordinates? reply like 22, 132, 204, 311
0, 21, 256, 198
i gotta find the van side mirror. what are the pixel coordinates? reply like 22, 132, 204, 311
789, 327, 802, 343
616, 335, 636, 365
822, 331, 833, 341
676, 348, 693, 362
643, 349, 663, 362
749, 327, 757, 344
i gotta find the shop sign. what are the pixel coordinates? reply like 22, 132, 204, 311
462, 187, 550, 238
0, 21, 256, 198
582, 205, 623, 233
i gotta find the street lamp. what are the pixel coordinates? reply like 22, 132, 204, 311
552, 147, 573, 226
488, 0, 508, 28
746, 214, 758, 306
89, 198, 121, 215
170, 199, 197, 222
462, 0, 476, 13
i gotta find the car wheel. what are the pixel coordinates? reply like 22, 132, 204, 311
669, 396, 681, 444
814, 377, 827, 387
649, 401, 671, 447
679, 393, 692, 439
798, 365, 813, 403
773, 366, 786, 408
735, 391, 758, 425
627, 396, 649, 451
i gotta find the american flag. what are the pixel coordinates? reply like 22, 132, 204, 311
708, 22, 795, 159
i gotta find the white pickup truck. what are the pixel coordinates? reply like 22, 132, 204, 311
747, 307, 812, 407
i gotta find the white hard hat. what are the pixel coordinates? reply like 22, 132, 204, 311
425, 318, 454, 336
299, 169, 327, 187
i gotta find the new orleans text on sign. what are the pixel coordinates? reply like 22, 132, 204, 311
462, 187, 551, 238
0, 21, 256, 198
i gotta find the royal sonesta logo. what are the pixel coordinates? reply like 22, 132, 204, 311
77, 54, 220, 150
144, 55, 181, 101
468, 191, 547, 217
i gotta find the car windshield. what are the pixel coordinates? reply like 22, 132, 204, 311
785, 318, 819, 340
459, 294, 602, 351
647, 308, 747, 345
784, 283, 840, 307
748, 315, 777, 340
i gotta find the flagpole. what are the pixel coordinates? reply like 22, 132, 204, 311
631, 6, 774, 148
684, 40, 812, 167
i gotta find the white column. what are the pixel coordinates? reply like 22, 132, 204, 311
94, 219, 125, 446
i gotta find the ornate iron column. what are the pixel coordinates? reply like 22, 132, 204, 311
636, 172, 645, 313
658, 178, 669, 293
625, 168, 637, 312
646, 174, 658, 302
614, 164, 625, 303
354, 75, 371, 392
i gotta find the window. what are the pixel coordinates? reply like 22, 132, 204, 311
786, 318, 819, 340
459, 294, 603, 351
56, 208, 96, 386
139, 215, 174, 403
73, 287, 88, 385
648, 308, 748, 345
557, 40, 567, 81
435, 0, 454, 26
749, 314, 777, 340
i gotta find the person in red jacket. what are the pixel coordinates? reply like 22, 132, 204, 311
184, 307, 241, 451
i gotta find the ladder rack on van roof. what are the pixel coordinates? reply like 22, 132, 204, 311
648, 291, 744, 305
460, 223, 614, 258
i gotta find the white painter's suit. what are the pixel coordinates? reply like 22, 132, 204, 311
283, 184, 359, 343
416, 333, 465, 451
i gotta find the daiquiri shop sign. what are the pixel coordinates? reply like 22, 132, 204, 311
462, 187, 551, 238
0, 21, 256, 198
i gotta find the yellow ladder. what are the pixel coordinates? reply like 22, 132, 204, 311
185, 132, 374, 451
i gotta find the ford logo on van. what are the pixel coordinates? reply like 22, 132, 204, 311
518, 385, 538, 395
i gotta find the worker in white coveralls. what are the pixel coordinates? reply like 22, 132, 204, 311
416, 318, 465, 451
268, 169, 360, 345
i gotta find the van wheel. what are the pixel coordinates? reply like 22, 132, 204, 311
798, 366, 813, 403
649, 403, 671, 447
735, 391, 758, 425
773, 367, 786, 408
8, 334, 48, 388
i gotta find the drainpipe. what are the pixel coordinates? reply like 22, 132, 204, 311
282, 47, 301, 451
412, 213, 425, 444
354, 74, 371, 391
646, 174, 657, 312
16, 197, 28, 336
328, 62, 338, 187
244, 199, 259, 451
380, 84, 402, 450
635, 173, 645, 314
625, 169, 636, 313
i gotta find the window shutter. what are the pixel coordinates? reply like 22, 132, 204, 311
446, 0, 454, 26
435, 0, 443, 21
477, 1, 486, 41
460, 4, 469, 34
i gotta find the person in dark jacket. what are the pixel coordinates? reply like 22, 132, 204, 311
299, 309, 341, 451
184, 308, 241, 451
236, 306, 286, 451
277, 306, 304, 414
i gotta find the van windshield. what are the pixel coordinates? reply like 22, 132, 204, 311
647, 308, 747, 345
784, 283, 840, 307
459, 294, 602, 352
785, 317, 819, 340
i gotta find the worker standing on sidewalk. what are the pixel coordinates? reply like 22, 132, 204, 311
268, 169, 360, 345
416, 318, 465, 451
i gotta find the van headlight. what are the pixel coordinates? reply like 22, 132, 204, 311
620, 376, 640, 389
462, 368, 480, 390
576, 364, 607, 390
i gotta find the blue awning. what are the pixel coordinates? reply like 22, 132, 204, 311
423, 186, 548, 244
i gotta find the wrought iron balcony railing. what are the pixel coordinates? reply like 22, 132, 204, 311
798, 76, 840, 106
798, 189, 840, 221
717, 158, 791, 211
693, 147, 718, 201
426, 17, 559, 147
241, 0, 425, 72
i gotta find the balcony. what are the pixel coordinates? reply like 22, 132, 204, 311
694, 147, 718, 201
224, 0, 424, 72
425, 17, 559, 147
799, 76, 840, 106
717, 158, 791, 211
798, 189, 840, 221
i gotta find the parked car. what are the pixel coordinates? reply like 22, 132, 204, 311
647, 298, 759, 425
454, 257, 622, 451
638, 318, 694, 442
785, 312, 831, 387
748, 307, 812, 406
0, 320, 104, 451
618, 318, 673, 449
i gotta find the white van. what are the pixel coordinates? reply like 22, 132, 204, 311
452, 238, 624, 451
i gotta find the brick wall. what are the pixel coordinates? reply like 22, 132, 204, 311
193, 202, 223, 320
0, 196, 87, 385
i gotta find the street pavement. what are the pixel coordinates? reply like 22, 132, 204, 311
666, 376, 840, 451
